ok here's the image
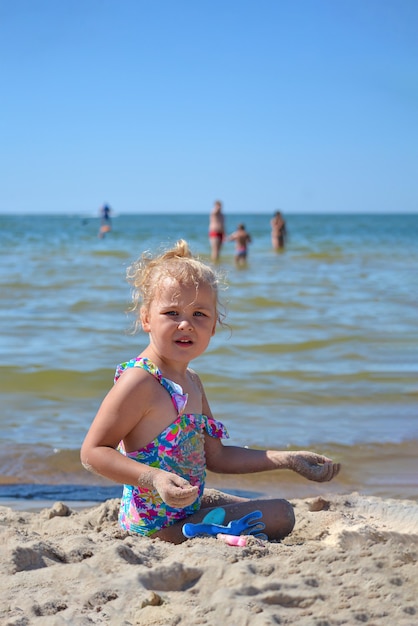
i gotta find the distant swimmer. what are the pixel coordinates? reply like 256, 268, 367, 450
98, 204, 112, 238
228, 223, 252, 267
271, 210, 286, 251
208, 200, 225, 262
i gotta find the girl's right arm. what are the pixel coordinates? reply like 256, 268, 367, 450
80, 369, 198, 507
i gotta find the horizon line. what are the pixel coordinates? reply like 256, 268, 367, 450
1, 210, 417, 217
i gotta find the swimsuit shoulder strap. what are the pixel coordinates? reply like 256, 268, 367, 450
114, 357, 188, 415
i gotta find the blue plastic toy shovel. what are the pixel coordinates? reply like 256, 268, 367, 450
182, 509, 267, 540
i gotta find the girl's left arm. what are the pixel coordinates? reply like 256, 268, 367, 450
200, 378, 340, 483
205, 437, 340, 483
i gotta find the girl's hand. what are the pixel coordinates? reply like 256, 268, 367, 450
152, 471, 199, 508
287, 451, 341, 482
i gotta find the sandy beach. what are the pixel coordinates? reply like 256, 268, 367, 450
2, 492, 417, 625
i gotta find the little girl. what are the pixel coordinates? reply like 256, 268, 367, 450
81, 240, 340, 543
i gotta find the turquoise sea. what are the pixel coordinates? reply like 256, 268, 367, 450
1, 212, 417, 507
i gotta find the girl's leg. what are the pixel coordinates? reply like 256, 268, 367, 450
153, 490, 295, 544
200, 487, 249, 508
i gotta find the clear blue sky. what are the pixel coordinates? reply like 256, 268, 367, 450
1, 0, 417, 214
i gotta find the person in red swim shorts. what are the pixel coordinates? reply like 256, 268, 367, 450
208, 200, 225, 262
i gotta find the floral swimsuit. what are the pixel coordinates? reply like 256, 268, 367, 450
114, 357, 229, 536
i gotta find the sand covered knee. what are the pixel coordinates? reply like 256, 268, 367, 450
283, 499, 296, 531
270, 498, 295, 539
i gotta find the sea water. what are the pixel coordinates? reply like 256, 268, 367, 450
0, 212, 417, 505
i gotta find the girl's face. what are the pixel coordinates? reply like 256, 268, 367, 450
141, 278, 217, 364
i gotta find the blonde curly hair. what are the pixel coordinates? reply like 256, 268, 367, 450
126, 239, 226, 333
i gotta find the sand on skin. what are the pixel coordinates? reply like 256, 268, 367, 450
1, 493, 417, 626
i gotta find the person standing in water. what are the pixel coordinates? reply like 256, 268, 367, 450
98, 204, 112, 239
271, 210, 286, 251
208, 200, 225, 261
228, 223, 252, 267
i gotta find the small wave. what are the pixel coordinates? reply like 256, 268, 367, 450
0, 366, 112, 395
92, 249, 130, 258
0, 483, 122, 503
0, 441, 416, 504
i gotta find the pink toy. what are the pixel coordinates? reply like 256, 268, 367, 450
217, 533, 248, 547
